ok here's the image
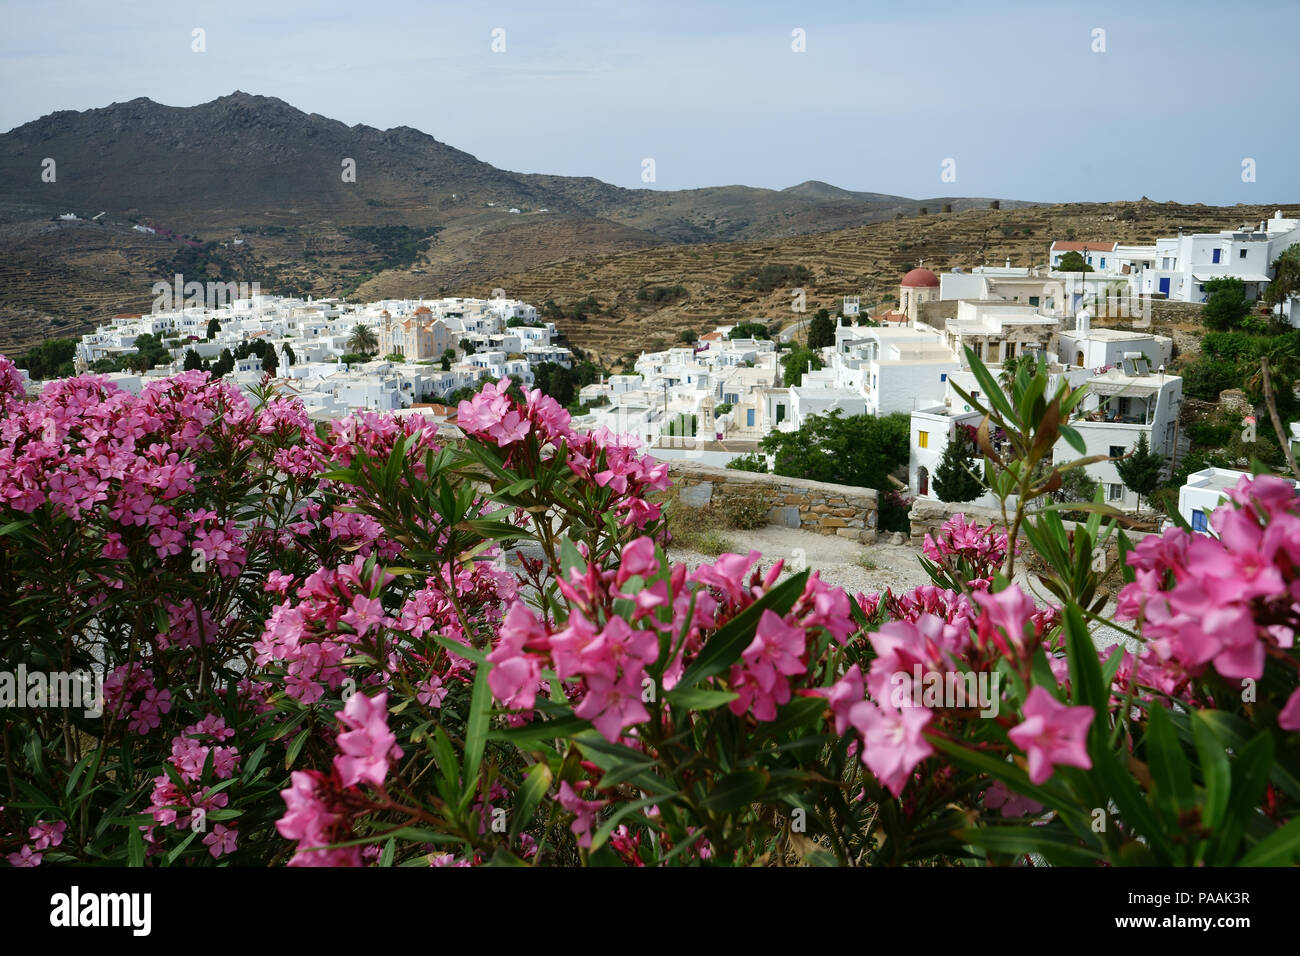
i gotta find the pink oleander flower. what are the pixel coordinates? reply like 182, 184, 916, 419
973, 585, 1037, 656
821, 664, 865, 737
202, 823, 239, 859
983, 780, 1044, 818
574, 669, 652, 742
28, 820, 67, 850
616, 536, 660, 587
1008, 686, 1094, 784
556, 781, 606, 849
1279, 688, 1300, 732
333, 691, 403, 790
6, 845, 41, 867
847, 699, 934, 797
277, 770, 362, 867
728, 611, 807, 721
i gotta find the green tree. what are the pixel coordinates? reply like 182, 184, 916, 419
1264, 243, 1300, 311
282, 343, 295, 366
460, 338, 476, 356
678, 329, 698, 344
760, 410, 909, 491
17, 338, 78, 379
780, 346, 824, 387
347, 324, 378, 355
1056, 250, 1093, 273
262, 349, 279, 375
728, 322, 771, 341
440, 352, 452, 372
933, 426, 984, 502
532, 362, 577, 407
1049, 467, 1098, 507
1114, 432, 1165, 514
807, 308, 835, 349
206, 317, 221, 341
212, 349, 235, 377
183, 348, 203, 371
1201, 277, 1251, 332
726, 453, 767, 473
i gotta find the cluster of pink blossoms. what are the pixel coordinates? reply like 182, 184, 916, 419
922, 512, 1013, 585
103, 663, 173, 734
488, 541, 852, 741
276, 692, 402, 866
5, 819, 67, 867
824, 580, 1090, 796
1115, 473, 1300, 727
143, 715, 241, 858
254, 557, 397, 703
457, 378, 671, 530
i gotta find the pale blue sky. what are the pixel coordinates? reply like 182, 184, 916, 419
2, 0, 1296, 203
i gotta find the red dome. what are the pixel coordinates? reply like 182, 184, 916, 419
900, 268, 940, 288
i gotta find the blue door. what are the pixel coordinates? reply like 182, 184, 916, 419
1158, 277, 1170, 297
746, 409, 755, 427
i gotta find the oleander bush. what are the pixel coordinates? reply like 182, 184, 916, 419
1, 352, 1297, 867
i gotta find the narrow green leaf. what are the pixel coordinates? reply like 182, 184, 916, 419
699, 770, 767, 812
463, 662, 492, 786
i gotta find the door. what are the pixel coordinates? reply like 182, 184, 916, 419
1158, 277, 1170, 297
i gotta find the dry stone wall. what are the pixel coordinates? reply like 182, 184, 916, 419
667, 463, 878, 544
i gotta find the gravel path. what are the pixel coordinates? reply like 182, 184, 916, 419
669, 524, 1135, 653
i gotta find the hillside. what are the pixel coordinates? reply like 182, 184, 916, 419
435, 199, 1293, 363
0, 92, 1041, 352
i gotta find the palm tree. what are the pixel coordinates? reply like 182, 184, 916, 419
998, 352, 1040, 391
1245, 336, 1300, 480
348, 324, 378, 355
1264, 243, 1300, 319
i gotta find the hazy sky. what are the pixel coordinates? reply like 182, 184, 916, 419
3, 0, 1297, 204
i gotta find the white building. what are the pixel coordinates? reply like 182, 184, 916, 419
1055, 357, 1183, 511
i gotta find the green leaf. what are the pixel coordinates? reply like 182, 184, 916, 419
1146, 704, 1195, 821
956, 825, 1103, 866
488, 715, 591, 744
127, 823, 144, 868
1237, 815, 1300, 866
285, 727, 311, 770
1211, 731, 1274, 864
663, 686, 739, 710
699, 770, 767, 812
379, 838, 396, 867
1191, 713, 1231, 832
463, 662, 492, 786
1058, 425, 1086, 456
509, 762, 553, 840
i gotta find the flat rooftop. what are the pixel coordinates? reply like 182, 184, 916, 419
1072, 328, 1161, 342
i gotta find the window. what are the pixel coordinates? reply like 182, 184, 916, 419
1191, 509, 1208, 533
918, 431, 929, 449
1029, 296, 1040, 307
1212, 249, 1221, 264
746, 408, 755, 427
1109, 445, 1125, 459
1099, 258, 1106, 269
1239, 248, 1248, 259
940, 372, 947, 382
1108, 483, 1124, 502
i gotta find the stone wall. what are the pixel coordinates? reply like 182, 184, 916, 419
667, 463, 878, 543
908, 498, 1005, 547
